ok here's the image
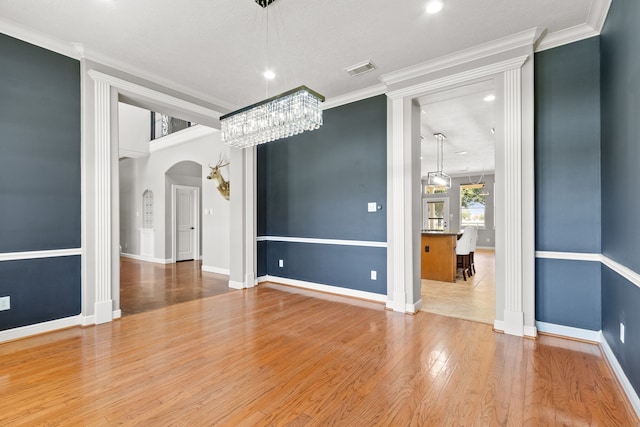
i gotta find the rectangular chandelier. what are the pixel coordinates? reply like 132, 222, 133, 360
220, 86, 325, 149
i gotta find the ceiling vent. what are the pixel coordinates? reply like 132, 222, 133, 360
345, 60, 376, 77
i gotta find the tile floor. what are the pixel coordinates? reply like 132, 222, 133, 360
421, 248, 495, 324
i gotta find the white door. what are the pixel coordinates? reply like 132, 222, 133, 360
176, 187, 197, 261
422, 197, 450, 231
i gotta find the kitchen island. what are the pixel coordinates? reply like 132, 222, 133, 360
421, 231, 460, 282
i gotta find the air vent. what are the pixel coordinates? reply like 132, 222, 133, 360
345, 60, 376, 77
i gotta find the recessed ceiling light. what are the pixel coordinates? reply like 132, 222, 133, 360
426, 0, 444, 14
263, 70, 276, 80
483, 94, 496, 102
455, 151, 468, 155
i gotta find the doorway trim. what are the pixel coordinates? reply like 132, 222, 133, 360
85, 69, 224, 325
385, 49, 536, 337
171, 185, 200, 263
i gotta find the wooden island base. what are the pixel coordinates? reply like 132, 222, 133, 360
421, 232, 459, 282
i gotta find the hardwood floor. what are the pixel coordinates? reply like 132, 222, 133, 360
120, 257, 234, 316
1, 283, 637, 426
421, 248, 495, 324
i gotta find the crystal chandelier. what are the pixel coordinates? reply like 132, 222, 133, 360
220, 85, 325, 149
220, 0, 325, 149
426, 133, 451, 188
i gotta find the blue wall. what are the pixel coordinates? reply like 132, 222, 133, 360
257, 95, 387, 294
534, 37, 602, 330
0, 33, 81, 330
600, 0, 640, 396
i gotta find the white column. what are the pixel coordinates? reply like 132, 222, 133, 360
387, 97, 408, 312
502, 67, 524, 336
93, 79, 114, 324
244, 145, 257, 288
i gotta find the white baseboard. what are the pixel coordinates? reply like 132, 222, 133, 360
536, 321, 601, 342
258, 275, 387, 304
493, 319, 505, 332
408, 298, 422, 314
0, 315, 81, 343
121, 252, 171, 264
600, 332, 640, 419
229, 280, 246, 289
201, 265, 230, 275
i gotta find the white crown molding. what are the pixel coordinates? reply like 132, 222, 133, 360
535, 24, 599, 52
536, 321, 601, 342
0, 248, 82, 262
0, 18, 80, 59
588, 0, 613, 33
83, 48, 237, 112
323, 83, 387, 110
535, 251, 601, 262
0, 18, 236, 112
536, 0, 611, 52
380, 27, 544, 87
258, 275, 387, 304
600, 332, 640, 419
89, 70, 223, 121
149, 125, 217, 154
201, 265, 230, 276
386, 55, 529, 100
257, 235, 387, 248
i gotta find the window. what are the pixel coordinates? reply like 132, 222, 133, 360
460, 183, 486, 228
142, 190, 153, 229
422, 198, 449, 231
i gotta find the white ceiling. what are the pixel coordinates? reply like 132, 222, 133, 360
419, 80, 495, 177
0, 0, 599, 113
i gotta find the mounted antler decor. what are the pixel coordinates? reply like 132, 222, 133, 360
207, 155, 230, 200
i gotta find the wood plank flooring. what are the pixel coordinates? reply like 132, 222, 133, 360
1, 283, 637, 426
120, 257, 234, 316
421, 249, 495, 324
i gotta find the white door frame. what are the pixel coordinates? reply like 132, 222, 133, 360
84, 70, 232, 325
384, 31, 540, 338
171, 185, 200, 263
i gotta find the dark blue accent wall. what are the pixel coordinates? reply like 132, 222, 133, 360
535, 258, 601, 330
0, 33, 81, 252
599, 0, 640, 397
0, 257, 81, 330
534, 37, 602, 330
602, 266, 640, 396
0, 33, 81, 331
535, 37, 601, 254
257, 95, 387, 293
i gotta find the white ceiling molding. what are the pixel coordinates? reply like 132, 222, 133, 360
587, 0, 613, 33
387, 55, 529, 100
535, 24, 599, 52
148, 125, 217, 154
84, 47, 238, 112
0, 17, 80, 59
380, 27, 544, 87
536, 0, 611, 52
88, 70, 224, 121
0, 17, 236, 113
322, 83, 387, 110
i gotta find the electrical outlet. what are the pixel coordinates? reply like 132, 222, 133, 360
278, 259, 284, 268
0, 296, 10, 311
620, 323, 625, 344
370, 270, 377, 280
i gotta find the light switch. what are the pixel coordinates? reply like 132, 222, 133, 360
368, 202, 377, 212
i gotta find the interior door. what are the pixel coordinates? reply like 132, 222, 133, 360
176, 187, 196, 261
422, 198, 450, 231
